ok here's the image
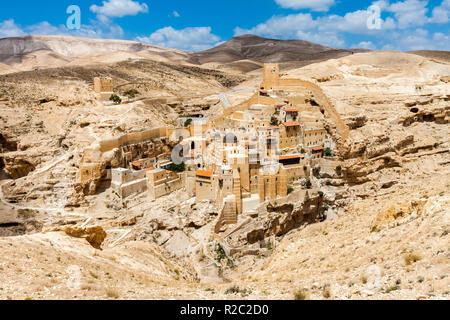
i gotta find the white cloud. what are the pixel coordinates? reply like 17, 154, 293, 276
0, 18, 124, 40
296, 30, 346, 47
386, 0, 429, 29
136, 26, 222, 51
0, 19, 26, 38
234, 13, 317, 39
381, 28, 450, 51
233, 8, 397, 48
90, 0, 149, 18
173, 11, 180, 18
275, 0, 335, 12
355, 41, 376, 50
429, 0, 450, 23
317, 10, 396, 34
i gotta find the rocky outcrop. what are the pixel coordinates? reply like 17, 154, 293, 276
343, 154, 402, 184
371, 200, 426, 231
63, 225, 107, 249
225, 193, 327, 247
1, 153, 36, 179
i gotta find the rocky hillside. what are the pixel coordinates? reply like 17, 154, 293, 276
188, 34, 368, 65
0, 35, 189, 73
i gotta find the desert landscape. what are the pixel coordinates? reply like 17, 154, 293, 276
0, 34, 448, 301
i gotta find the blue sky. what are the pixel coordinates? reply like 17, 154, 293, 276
0, 0, 448, 51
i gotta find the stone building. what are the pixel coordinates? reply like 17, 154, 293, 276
280, 107, 299, 122
279, 121, 301, 149
195, 170, 214, 202
111, 168, 147, 198
302, 126, 327, 151
94, 77, 114, 100
147, 168, 183, 200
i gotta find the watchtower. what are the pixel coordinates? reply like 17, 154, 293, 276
262, 63, 280, 90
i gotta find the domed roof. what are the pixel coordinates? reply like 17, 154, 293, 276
223, 132, 238, 144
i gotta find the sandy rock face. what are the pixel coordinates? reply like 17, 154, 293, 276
371, 200, 427, 231
63, 225, 107, 249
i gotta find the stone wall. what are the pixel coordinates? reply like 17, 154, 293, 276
148, 177, 183, 200
98, 127, 168, 153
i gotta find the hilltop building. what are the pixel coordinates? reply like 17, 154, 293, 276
94, 77, 114, 100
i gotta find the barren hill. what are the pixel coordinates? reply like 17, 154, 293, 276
0, 35, 189, 73
0, 35, 371, 74
188, 34, 367, 65
409, 50, 450, 64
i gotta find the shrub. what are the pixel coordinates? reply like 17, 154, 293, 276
106, 288, 120, 299
324, 147, 333, 157
385, 285, 399, 293
322, 288, 331, 299
301, 148, 306, 154
215, 243, 227, 263
287, 186, 294, 194
305, 178, 312, 189
124, 89, 139, 98
404, 252, 422, 265
318, 191, 324, 197
109, 94, 121, 104
361, 275, 368, 284
225, 285, 240, 295
294, 289, 309, 300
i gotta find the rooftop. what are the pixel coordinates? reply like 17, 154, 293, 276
283, 121, 300, 127
279, 154, 302, 160
196, 170, 213, 178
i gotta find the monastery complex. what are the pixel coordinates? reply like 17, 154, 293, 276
80, 64, 349, 227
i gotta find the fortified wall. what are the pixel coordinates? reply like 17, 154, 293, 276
260, 64, 350, 142
98, 127, 168, 153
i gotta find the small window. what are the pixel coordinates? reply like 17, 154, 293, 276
200, 183, 203, 187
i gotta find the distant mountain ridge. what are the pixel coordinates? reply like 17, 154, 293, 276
0, 34, 373, 74
0, 35, 188, 73
188, 34, 368, 64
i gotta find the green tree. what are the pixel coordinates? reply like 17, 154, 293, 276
324, 147, 333, 157
270, 115, 279, 126
184, 118, 193, 127
110, 94, 122, 104
167, 162, 186, 172
305, 178, 312, 189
